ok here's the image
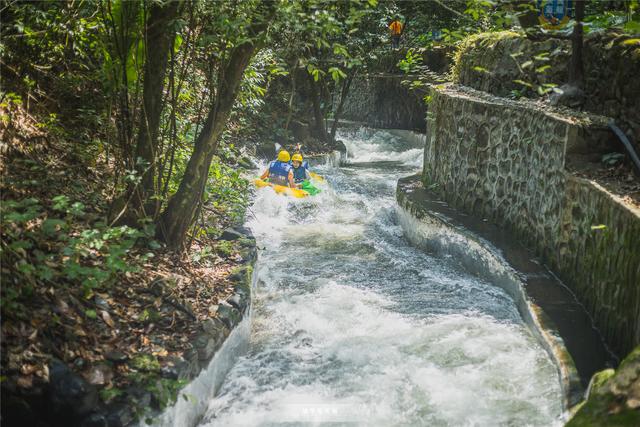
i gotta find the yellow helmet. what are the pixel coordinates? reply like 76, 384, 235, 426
277, 150, 290, 162
291, 153, 303, 162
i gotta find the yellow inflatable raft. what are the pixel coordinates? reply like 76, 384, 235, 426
309, 171, 324, 182
254, 179, 309, 198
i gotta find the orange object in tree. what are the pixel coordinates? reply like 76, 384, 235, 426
389, 20, 403, 35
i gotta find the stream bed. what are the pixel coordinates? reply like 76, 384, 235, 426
197, 129, 564, 426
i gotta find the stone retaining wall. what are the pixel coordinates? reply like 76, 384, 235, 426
423, 84, 640, 357
453, 30, 640, 144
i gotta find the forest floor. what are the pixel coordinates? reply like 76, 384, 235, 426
1, 101, 251, 412
566, 155, 640, 209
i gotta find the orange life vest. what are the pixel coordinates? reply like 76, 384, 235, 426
389, 20, 403, 35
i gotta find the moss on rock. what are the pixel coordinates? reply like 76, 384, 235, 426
567, 347, 640, 427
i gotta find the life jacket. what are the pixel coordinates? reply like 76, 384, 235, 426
292, 165, 307, 183
389, 20, 403, 35
268, 160, 291, 186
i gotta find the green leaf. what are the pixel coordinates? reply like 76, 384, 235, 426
52, 195, 70, 212
85, 309, 97, 319
624, 21, 640, 34
173, 34, 183, 53
513, 79, 533, 88
621, 38, 640, 46
69, 202, 85, 217
10, 240, 33, 251
328, 66, 346, 82
37, 265, 55, 281
17, 263, 36, 275
41, 218, 67, 236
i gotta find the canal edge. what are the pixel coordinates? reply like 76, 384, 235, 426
395, 173, 584, 412
148, 227, 259, 427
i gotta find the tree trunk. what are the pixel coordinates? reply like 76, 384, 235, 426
284, 58, 298, 131
157, 41, 259, 250
131, 0, 179, 217
307, 73, 327, 143
569, 0, 585, 89
330, 69, 356, 143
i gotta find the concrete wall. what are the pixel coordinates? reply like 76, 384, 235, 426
423, 84, 640, 357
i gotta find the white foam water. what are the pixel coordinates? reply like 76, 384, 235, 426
197, 129, 563, 426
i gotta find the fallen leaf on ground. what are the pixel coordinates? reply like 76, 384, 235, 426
101, 310, 115, 328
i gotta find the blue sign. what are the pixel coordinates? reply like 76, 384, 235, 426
537, 0, 573, 29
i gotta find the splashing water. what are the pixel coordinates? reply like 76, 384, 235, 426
198, 129, 563, 426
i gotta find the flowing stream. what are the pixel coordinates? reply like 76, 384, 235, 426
198, 129, 563, 426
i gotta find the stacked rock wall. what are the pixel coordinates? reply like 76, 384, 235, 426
453, 30, 640, 144
424, 84, 640, 357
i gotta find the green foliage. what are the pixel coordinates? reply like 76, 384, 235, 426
191, 245, 214, 263
147, 378, 189, 410
139, 309, 161, 324
204, 154, 251, 224
125, 354, 188, 411
1, 195, 159, 315
130, 354, 161, 372
100, 386, 124, 403
214, 241, 235, 258
398, 49, 424, 74
451, 30, 521, 81
584, 0, 640, 35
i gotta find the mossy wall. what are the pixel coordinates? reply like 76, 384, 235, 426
453, 30, 640, 144
567, 346, 640, 426
423, 84, 640, 357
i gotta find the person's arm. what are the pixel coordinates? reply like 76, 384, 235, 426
305, 169, 311, 181
288, 170, 296, 188
260, 169, 269, 180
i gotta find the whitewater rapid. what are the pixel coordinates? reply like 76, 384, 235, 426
198, 129, 563, 426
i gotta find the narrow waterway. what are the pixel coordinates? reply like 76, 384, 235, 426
199, 129, 563, 426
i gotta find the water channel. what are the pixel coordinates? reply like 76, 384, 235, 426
198, 129, 564, 426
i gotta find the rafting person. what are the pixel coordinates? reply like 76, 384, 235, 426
290, 153, 311, 187
260, 150, 295, 187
